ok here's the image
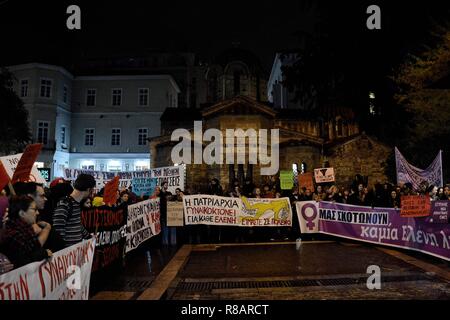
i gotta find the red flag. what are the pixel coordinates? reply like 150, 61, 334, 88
11, 144, 43, 184
103, 176, 120, 206
0, 162, 10, 192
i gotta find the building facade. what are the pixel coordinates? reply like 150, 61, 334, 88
7, 63, 180, 179
149, 96, 389, 193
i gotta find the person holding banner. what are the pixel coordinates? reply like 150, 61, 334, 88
13, 181, 66, 252
0, 196, 52, 268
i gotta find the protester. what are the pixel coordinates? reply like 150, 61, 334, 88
127, 186, 138, 204
81, 197, 92, 209
53, 174, 95, 248
0, 196, 52, 268
174, 188, 184, 202
0, 195, 8, 226
208, 178, 224, 196
41, 179, 73, 223
388, 190, 401, 209
313, 185, 326, 202
242, 178, 255, 198
13, 181, 65, 251
117, 190, 130, 206
0, 252, 14, 275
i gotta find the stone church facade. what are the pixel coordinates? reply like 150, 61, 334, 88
150, 96, 391, 193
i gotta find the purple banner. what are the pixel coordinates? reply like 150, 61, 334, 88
395, 147, 443, 191
309, 201, 450, 261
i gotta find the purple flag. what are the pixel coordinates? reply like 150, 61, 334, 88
395, 147, 443, 190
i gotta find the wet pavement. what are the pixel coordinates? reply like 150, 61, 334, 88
89, 244, 179, 299
168, 241, 450, 300
90, 240, 450, 300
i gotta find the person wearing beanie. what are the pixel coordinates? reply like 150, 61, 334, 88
53, 174, 96, 247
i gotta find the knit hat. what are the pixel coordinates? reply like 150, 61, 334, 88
50, 177, 67, 188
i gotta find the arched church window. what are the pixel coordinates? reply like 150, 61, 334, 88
234, 71, 241, 95
337, 118, 343, 136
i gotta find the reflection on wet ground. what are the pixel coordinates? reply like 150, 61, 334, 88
90, 238, 450, 300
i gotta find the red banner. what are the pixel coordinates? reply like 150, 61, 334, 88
299, 172, 314, 192
400, 195, 431, 218
0, 162, 10, 192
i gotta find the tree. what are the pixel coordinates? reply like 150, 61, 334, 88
391, 24, 450, 182
0, 68, 31, 155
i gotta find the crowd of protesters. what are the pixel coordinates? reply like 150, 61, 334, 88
1, 172, 449, 275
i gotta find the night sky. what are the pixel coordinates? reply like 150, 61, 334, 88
1, 0, 449, 77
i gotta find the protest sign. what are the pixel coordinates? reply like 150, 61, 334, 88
12, 144, 43, 183
400, 195, 431, 218
297, 201, 450, 261
103, 176, 120, 206
183, 195, 243, 226
298, 172, 314, 192
150, 165, 185, 194
0, 153, 46, 184
63, 165, 185, 194
126, 198, 161, 253
280, 170, 294, 190
167, 201, 184, 227
240, 197, 292, 227
296, 201, 320, 233
132, 177, 157, 196
82, 205, 127, 272
430, 200, 449, 224
314, 167, 335, 183
0, 238, 95, 300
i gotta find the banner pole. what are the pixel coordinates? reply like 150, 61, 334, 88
440, 150, 444, 187
7, 182, 16, 196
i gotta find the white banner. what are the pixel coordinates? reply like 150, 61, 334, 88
125, 198, 161, 253
150, 165, 185, 194
0, 238, 96, 300
0, 153, 46, 184
63, 165, 185, 194
314, 167, 335, 183
296, 201, 320, 233
183, 195, 243, 226
183, 195, 292, 227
